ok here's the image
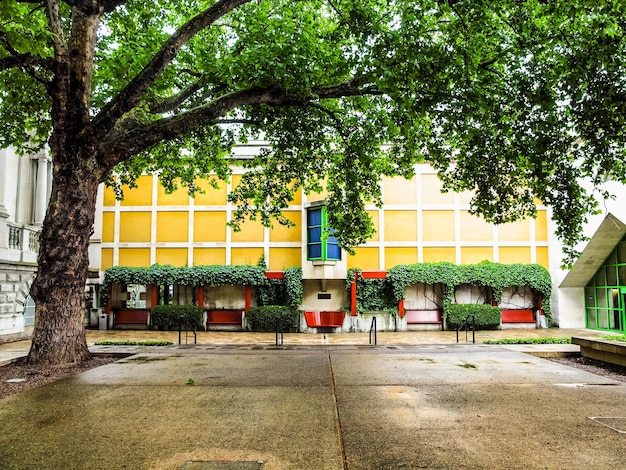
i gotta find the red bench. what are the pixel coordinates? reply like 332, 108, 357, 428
405, 310, 443, 329
304, 311, 345, 328
113, 309, 149, 328
206, 309, 243, 325
501, 309, 536, 323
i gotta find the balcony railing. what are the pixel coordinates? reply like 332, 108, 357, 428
8, 225, 21, 250
5, 224, 40, 262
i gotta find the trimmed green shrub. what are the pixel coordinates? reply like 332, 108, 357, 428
445, 304, 501, 330
484, 337, 572, 345
601, 334, 626, 343
246, 306, 299, 332
151, 305, 203, 330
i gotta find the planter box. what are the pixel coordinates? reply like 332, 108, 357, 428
572, 336, 626, 368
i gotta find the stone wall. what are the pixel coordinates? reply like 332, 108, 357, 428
0, 262, 36, 343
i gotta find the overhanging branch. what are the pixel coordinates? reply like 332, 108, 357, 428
0, 31, 53, 84
101, 80, 382, 168
91, 0, 254, 140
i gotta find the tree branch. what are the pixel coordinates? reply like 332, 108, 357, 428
101, 80, 381, 168
102, 0, 126, 13
44, 0, 67, 58
0, 31, 53, 84
149, 80, 205, 115
217, 118, 260, 126
91, 0, 254, 140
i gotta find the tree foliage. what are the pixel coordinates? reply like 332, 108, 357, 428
2, 1, 625, 259
1, 0, 624, 363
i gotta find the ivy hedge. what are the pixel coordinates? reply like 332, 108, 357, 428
150, 305, 204, 330
348, 261, 552, 323
246, 306, 299, 332
103, 264, 303, 309
445, 304, 502, 330
104, 264, 268, 289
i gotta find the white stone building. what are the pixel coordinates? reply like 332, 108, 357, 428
0, 146, 50, 342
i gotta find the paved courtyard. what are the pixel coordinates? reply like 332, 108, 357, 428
0, 329, 625, 469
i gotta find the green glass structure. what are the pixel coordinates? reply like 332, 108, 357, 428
585, 235, 626, 332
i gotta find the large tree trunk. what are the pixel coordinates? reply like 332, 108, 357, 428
27, 147, 101, 365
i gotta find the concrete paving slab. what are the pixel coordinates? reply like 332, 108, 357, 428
337, 382, 626, 469
0, 369, 343, 469
78, 352, 333, 387
330, 345, 611, 386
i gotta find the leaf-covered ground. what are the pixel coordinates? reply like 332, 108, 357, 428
0, 356, 116, 400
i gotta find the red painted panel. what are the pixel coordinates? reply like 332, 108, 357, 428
114, 309, 149, 324
245, 285, 251, 313
264, 271, 285, 279
501, 309, 536, 323
150, 285, 158, 308
304, 311, 345, 328
362, 271, 388, 279
398, 299, 405, 318
207, 309, 242, 324
197, 286, 204, 308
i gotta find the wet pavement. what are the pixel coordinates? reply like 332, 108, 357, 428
1, 328, 625, 469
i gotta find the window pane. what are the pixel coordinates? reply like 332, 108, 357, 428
610, 309, 621, 330
308, 227, 322, 243
307, 209, 322, 226
619, 265, 626, 286
596, 269, 607, 286
586, 308, 597, 328
597, 289, 607, 308
599, 310, 609, 329
327, 243, 341, 260
607, 266, 618, 286
308, 243, 322, 259
127, 284, 147, 309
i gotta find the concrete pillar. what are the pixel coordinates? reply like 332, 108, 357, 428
0, 148, 10, 249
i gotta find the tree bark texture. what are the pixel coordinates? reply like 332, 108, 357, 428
28, 148, 100, 365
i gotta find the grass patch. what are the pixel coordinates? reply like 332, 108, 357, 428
94, 340, 173, 346
483, 337, 572, 345
600, 334, 626, 342
458, 363, 477, 369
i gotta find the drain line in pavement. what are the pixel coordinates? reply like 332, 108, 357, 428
328, 351, 348, 470
589, 417, 626, 434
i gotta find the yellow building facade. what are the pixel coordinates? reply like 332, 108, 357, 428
91, 142, 557, 332
99, 165, 550, 274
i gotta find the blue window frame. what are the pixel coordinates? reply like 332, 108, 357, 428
307, 206, 341, 261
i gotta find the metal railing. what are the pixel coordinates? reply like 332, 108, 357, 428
369, 316, 377, 345
456, 314, 476, 343
178, 316, 197, 345
275, 317, 284, 346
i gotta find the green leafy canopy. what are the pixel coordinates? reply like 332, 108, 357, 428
2, 0, 625, 266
